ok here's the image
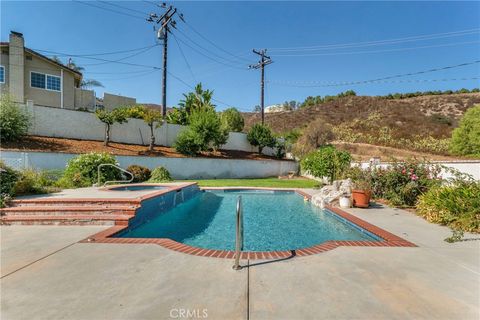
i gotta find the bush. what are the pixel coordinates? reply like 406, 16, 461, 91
59, 152, 120, 188
0, 161, 18, 205
174, 109, 228, 155
126, 165, 151, 182
247, 124, 276, 154
293, 121, 334, 157
220, 108, 244, 132
0, 94, 30, 142
417, 180, 480, 233
301, 146, 352, 183
450, 105, 480, 157
148, 166, 172, 182
13, 169, 51, 195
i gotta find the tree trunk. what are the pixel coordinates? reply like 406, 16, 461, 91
104, 124, 110, 146
149, 124, 155, 151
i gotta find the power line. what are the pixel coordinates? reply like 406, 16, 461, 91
267, 28, 480, 51
249, 49, 273, 124
183, 20, 252, 63
33, 44, 159, 57
98, 1, 150, 16
171, 33, 197, 82
73, 0, 145, 20
79, 45, 157, 66
267, 60, 480, 87
272, 40, 480, 57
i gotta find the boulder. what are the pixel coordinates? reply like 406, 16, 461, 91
311, 179, 352, 208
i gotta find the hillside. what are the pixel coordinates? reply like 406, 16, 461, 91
243, 93, 480, 140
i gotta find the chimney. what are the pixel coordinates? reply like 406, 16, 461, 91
9, 31, 25, 103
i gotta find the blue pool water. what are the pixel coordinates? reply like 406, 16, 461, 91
110, 185, 168, 191
117, 189, 379, 251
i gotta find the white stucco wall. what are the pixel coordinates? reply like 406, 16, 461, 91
25, 104, 274, 155
0, 151, 298, 179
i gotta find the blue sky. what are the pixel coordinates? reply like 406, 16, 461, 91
1, 1, 479, 111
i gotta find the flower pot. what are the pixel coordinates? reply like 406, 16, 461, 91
352, 189, 371, 208
339, 196, 352, 208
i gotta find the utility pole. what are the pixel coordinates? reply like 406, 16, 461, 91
147, 4, 183, 117
249, 49, 272, 125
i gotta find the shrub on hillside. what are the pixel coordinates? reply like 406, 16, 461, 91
417, 180, 480, 233
174, 109, 228, 156
59, 152, 120, 188
126, 165, 151, 182
247, 124, 276, 154
148, 166, 172, 182
220, 108, 244, 132
292, 120, 335, 157
301, 146, 352, 183
450, 105, 480, 157
0, 161, 18, 206
0, 94, 30, 142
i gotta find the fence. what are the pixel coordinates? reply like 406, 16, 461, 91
24, 104, 275, 155
0, 151, 298, 179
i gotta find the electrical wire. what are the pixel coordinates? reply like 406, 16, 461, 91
267, 60, 480, 87
34, 44, 159, 58
268, 28, 480, 52
171, 33, 197, 82
73, 0, 145, 20
98, 1, 150, 16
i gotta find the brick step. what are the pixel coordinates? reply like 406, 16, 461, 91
0, 214, 133, 226
0, 206, 136, 216
9, 199, 140, 208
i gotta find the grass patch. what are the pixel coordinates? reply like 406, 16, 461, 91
178, 177, 320, 188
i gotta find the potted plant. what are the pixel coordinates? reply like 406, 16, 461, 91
352, 179, 372, 208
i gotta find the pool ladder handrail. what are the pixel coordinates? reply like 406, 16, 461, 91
233, 195, 244, 270
95, 163, 134, 187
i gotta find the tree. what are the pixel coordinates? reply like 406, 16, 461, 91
301, 146, 352, 183
450, 105, 480, 156
166, 83, 215, 125
220, 108, 244, 132
95, 108, 128, 146
247, 124, 276, 154
0, 94, 30, 142
52, 57, 104, 89
140, 108, 164, 151
253, 105, 261, 112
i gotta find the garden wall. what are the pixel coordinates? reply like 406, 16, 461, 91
24, 104, 274, 155
0, 151, 298, 179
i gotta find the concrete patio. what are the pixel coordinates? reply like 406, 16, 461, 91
1, 204, 479, 320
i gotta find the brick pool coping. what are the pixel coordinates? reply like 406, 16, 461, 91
80, 188, 416, 259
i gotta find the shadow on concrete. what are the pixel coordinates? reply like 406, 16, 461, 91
246, 250, 297, 268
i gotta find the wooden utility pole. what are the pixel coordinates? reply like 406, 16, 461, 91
249, 49, 272, 125
147, 5, 183, 117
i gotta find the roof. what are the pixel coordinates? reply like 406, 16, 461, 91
0, 42, 82, 77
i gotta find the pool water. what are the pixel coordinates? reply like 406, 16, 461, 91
118, 190, 379, 251
110, 185, 168, 191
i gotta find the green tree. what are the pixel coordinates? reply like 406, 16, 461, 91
247, 124, 276, 154
301, 146, 352, 183
220, 107, 244, 132
450, 105, 480, 156
95, 108, 128, 146
166, 83, 215, 125
52, 57, 104, 89
140, 107, 163, 151
0, 94, 30, 142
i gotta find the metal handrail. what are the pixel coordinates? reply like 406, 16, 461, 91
95, 163, 134, 187
233, 195, 243, 270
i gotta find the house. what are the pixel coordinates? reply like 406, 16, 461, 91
265, 104, 289, 113
0, 31, 136, 111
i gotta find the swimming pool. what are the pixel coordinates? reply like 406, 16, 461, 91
108, 185, 168, 191
116, 189, 380, 251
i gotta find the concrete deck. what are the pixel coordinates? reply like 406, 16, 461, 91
1, 204, 479, 320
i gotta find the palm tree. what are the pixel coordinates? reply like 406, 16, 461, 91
52, 57, 103, 89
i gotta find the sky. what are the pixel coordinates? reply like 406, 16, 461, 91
1, 1, 479, 111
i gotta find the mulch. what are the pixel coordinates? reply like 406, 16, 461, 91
1, 136, 292, 161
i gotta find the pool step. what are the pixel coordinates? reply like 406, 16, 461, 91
9, 199, 140, 208
0, 214, 133, 226
0, 206, 137, 216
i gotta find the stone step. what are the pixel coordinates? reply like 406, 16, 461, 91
0, 214, 133, 226
9, 199, 140, 208
0, 206, 137, 216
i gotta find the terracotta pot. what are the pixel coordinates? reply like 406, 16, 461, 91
352, 189, 371, 208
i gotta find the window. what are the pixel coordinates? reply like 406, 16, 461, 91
31, 72, 46, 89
0, 66, 5, 83
46, 75, 61, 91
30, 72, 61, 91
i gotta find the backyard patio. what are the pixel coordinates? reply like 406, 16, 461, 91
1, 202, 478, 320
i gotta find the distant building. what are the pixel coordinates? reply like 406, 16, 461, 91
265, 104, 289, 113
1, 31, 135, 111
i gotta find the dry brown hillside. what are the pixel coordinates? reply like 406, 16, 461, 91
243, 93, 480, 140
